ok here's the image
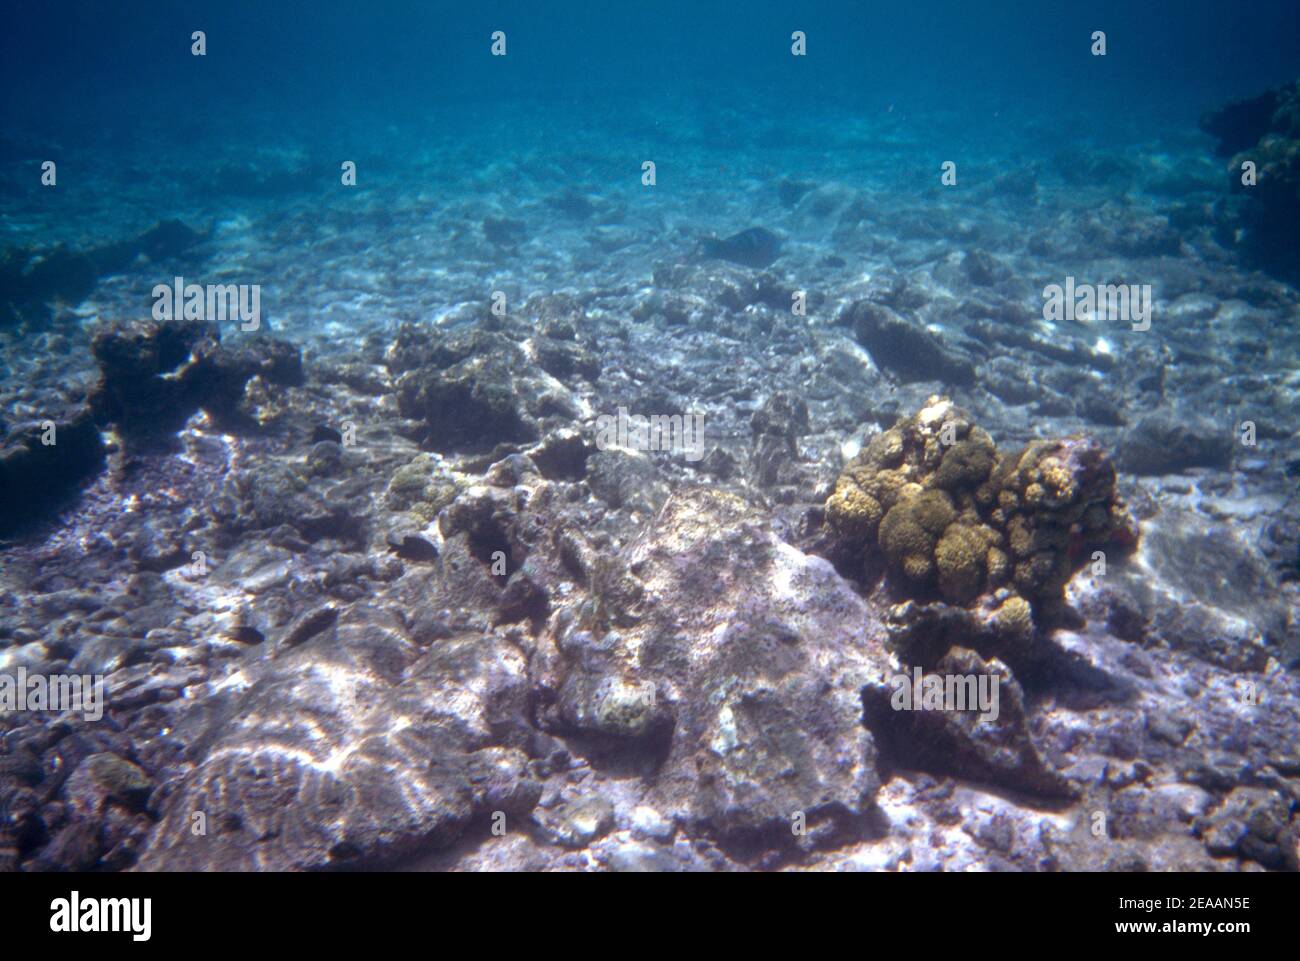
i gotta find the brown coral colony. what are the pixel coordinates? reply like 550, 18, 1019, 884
826, 396, 1137, 622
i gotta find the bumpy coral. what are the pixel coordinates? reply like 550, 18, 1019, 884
826, 396, 1135, 622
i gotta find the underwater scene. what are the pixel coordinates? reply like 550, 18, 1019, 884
1, 0, 1300, 879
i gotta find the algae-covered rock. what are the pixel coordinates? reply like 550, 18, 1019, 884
384, 453, 464, 523
395, 349, 539, 453
66, 753, 153, 814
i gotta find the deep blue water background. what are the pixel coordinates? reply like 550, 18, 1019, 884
4, 0, 1298, 147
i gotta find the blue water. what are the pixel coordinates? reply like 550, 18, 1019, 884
5, 1, 1298, 155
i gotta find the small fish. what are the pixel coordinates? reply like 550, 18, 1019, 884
698, 227, 782, 269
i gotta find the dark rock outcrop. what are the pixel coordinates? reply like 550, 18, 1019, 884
841, 300, 976, 387
0, 407, 105, 536
88, 317, 303, 436
1202, 80, 1300, 279
1118, 412, 1234, 475
1, 220, 209, 329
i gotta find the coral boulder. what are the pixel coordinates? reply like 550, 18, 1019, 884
825, 396, 1135, 627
